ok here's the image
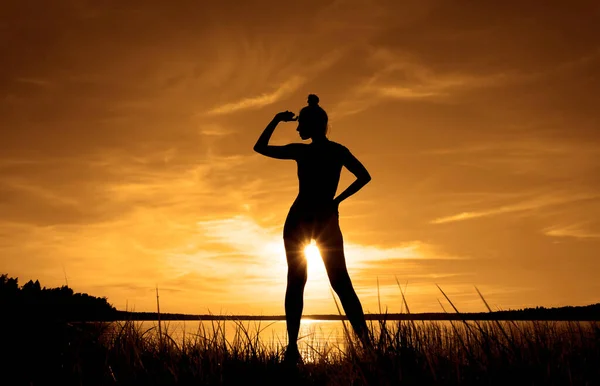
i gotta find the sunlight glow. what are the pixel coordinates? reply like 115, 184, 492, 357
304, 240, 322, 266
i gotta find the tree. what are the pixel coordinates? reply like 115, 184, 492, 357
1, 273, 117, 321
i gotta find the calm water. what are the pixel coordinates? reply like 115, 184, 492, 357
122, 319, 349, 349
107, 319, 596, 361
109, 319, 474, 353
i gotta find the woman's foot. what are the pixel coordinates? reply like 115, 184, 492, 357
283, 343, 302, 365
359, 331, 373, 350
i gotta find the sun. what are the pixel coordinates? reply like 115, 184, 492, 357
304, 240, 324, 272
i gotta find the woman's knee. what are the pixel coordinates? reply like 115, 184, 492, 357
287, 264, 307, 286
287, 277, 307, 293
330, 274, 353, 295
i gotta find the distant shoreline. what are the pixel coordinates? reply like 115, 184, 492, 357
113, 307, 600, 322
4, 274, 599, 322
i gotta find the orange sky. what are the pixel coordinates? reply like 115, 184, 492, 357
1, 1, 599, 315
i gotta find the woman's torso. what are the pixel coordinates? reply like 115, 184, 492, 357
289, 140, 346, 215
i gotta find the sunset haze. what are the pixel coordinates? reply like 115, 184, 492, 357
1, 0, 599, 315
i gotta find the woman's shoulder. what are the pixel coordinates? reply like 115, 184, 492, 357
327, 140, 351, 154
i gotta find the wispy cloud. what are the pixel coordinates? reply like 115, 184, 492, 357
195, 214, 454, 262
543, 224, 600, 239
364, 65, 514, 101
205, 76, 306, 116
331, 48, 519, 119
190, 214, 461, 307
1, 178, 81, 207
432, 192, 599, 224
199, 124, 235, 137
3, 0, 600, 315
14, 77, 53, 87
202, 43, 347, 117
0, 158, 44, 168
423, 138, 600, 177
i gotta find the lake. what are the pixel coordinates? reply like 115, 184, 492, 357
114, 319, 349, 349
104, 319, 598, 363
106, 319, 480, 355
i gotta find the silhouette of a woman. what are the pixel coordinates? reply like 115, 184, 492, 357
254, 94, 371, 362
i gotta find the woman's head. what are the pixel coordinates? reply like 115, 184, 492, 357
297, 94, 328, 140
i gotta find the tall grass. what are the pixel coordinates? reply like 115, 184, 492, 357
3, 298, 600, 385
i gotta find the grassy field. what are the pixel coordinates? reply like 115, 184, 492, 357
3, 313, 600, 386
1, 284, 598, 385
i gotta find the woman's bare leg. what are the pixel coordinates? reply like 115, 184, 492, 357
283, 235, 308, 357
318, 216, 369, 344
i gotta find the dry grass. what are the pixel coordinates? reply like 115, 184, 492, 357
3, 291, 600, 385
92, 317, 600, 385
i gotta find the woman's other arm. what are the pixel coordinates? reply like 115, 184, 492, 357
333, 148, 371, 205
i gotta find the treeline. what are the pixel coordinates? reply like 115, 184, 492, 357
118, 303, 600, 321
0, 274, 117, 321
2, 273, 599, 322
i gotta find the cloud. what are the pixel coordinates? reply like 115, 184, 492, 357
201, 41, 347, 117
195, 215, 284, 259
199, 124, 235, 137
330, 47, 522, 119
1, 178, 81, 207
543, 224, 600, 239
423, 138, 600, 178
431, 192, 599, 224
363, 60, 515, 101
3, 0, 600, 315
195, 214, 455, 261
205, 76, 306, 116
14, 77, 54, 87
190, 214, 462, 304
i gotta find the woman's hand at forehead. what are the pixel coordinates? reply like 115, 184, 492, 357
274, 111, 298, 122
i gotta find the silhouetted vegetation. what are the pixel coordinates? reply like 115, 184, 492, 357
2, 273, 599, 322
2, 274, 599, 385
119, 303, 600, 321
0, 274, 117, 321
2, 316, 599, 385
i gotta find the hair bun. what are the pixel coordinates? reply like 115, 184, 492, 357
307, 94, 319, 106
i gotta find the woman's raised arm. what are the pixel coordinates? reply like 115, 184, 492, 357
253, 111, 302, 160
